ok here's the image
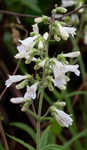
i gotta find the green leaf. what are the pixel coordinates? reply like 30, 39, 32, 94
0, 144, 5, 150
44, 93, 53, 105
21, 0, 41, 14
41, 144, 63, 150
50, 119, 62, 135
10, 122, 36, 143
40, 126, 56, 148
40, 126, 50, 148
65, 91, 87, 98
7, 134, 35, 150
63, 129, 87, 149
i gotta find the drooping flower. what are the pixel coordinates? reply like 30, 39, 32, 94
5, 75, 28, 88
54, 108, 73, 127
24, 82, 38, 100
51, 106, 73, 127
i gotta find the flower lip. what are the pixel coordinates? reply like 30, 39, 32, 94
24, 82, 38, 100
19, 36, 37, 47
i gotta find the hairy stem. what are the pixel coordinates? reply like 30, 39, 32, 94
36, 90, 44, 150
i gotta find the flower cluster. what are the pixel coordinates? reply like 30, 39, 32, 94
5, 6, 80, 127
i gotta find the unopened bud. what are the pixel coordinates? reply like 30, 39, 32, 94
21, 99, 32, 112
16, 80, 28, 89
42, 15, 49, 23
56, 7, 67, 13
54, 101, 66, 107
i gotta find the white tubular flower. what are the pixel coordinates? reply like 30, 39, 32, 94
24, 82, 38, 100
58, 23, 69, 40
52, 59, 65, 78
19, 36, 37, 48
52, 59, 80, 90
52, 75, 66, 90
64, 64, 80, 76
15, 44, 27, 59
57, 23, 76, 40
43, 32, 49, 40
15, 47, 31, 59
62, 51, 80, 58
32, 24, 39, 34
5, 75, 28, 88
62, 0, 76, 7
54, 108, 73, 127
15, 36, 38, 59
10, 97, 25, 104
63, 27, 76, 37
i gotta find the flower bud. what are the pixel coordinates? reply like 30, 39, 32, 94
21, 99, 32, 112
51, 9, 56, 15
42, 15, 49, 23
54, 101, 66, 107
16, 80, 28, 89
56, 7, 67, 13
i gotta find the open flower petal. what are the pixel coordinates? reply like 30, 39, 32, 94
5, 75, 28, 87
19, 36, 37, 48
24, 82, 38, 100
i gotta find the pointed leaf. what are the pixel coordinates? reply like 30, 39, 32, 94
7, 134, 35, 150
10, 122, 36, 143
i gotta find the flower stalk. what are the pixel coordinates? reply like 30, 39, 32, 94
36, 90, 44, 150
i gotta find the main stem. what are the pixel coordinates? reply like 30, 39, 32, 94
36, 22, 52, 150
36, 90, 44, 150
